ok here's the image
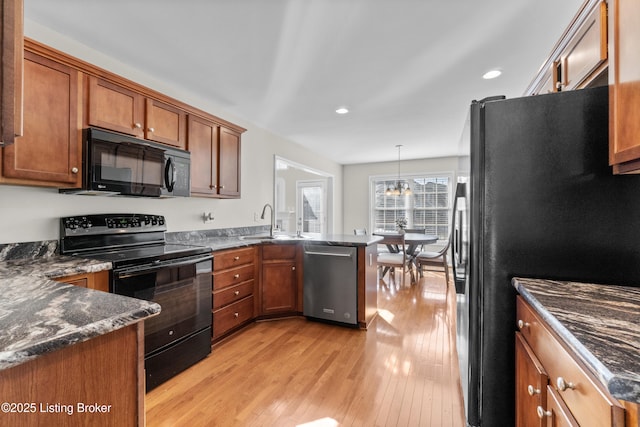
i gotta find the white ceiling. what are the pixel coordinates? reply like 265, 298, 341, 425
24, 0, 584, 165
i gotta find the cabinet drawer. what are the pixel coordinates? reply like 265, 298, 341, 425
516, 297, 624, 427
214, 247, 255, 271
545, 385, 579, 427
262, 244, 296, 260
213, 281, 254, 310
213, 296, 254, 338
213, 264, 254, 290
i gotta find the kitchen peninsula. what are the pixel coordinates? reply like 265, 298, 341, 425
168, 230, 383, 331
513, 277, 640, 426
0, 249, 159, 427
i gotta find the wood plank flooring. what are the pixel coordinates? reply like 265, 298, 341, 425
145, 271, 465, 427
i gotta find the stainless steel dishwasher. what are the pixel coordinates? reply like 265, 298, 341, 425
303, 244, 358, 326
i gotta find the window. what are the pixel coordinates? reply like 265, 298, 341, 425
370, 174, 452, 240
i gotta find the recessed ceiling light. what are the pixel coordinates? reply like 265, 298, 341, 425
483, 69, 502, 80
335, 107, 349, 114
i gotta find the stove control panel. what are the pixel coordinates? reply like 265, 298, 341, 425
61, 214, 167, 236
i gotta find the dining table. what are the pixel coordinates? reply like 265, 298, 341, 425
373, 231, 439, 283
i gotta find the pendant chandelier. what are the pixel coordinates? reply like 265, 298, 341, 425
385, 144, 412, 196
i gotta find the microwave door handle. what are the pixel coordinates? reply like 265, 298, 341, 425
165, 157, 176, 192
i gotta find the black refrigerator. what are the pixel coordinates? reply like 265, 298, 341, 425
456, 85, 640, 427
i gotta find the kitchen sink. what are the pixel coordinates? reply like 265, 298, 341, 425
240, 234, 311, 240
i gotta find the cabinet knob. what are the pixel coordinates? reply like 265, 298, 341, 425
517, 319, 530, 330
148, 127, 155, 132
71, 167, 79, 174
234, 256, 240, 260
536, 406, 552, 419
292, 266, 296, 271
234, 274, 240, 279
134, 122, 142, 129
527, 385, 540, 396
210, 185, 217, 189
234, 290, 240, 296
556, 377, 575, 392
220, 185, 225, 189
234, 312, 239, 318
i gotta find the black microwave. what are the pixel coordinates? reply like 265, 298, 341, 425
62, 127, 190, 197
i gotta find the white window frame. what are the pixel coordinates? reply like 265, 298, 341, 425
369, 172, 453, 241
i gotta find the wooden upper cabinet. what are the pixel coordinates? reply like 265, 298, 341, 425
145, 98, 187, 149
88, 76, 145, 137
1, 0, 24, 145
559, 1, 608, 91
609, 0, 640, 173
219, 126, 241, 197
188, 115, 242, 198
188, 114, 219, 196
2, 50, 81, 186
88, 76, 188, 149
525, 0, 608, 96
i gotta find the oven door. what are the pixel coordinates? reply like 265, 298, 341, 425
112, 254, 212, 355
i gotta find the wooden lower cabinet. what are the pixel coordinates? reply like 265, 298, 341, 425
0, 323, 145, 427
259, 244, 302, 317
515, 332, 549, 427
212, 247, 258, 342
53, 270, 109, 292
515, 296, 625, 427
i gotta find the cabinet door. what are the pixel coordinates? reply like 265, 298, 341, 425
2, 51, 81, 185
218, 126, 241, 197
53, 271, 109, 292
516, 332, 548, 427
1, 0, 23, 145
187, 114, 218, 196
609, 0, 640, 172
88, 76, 144, 137
145, 98, 187, 149
261, 261, 297, 315
542, 386, 579, 427
560, 1, 607, 91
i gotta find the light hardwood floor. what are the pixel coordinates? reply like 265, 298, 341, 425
146, 271, 465, 427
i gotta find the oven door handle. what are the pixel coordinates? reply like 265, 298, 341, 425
114, 254, 212, 279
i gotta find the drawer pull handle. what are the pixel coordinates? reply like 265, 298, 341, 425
527, 385, 540, 396
517, 319, 530, 330
234, 290, 240, 296
556, 377, 575, 391
234, 256, 240, 260
536, 406, 551, 419
234, 312, 239, 318
234, 274, 240, 279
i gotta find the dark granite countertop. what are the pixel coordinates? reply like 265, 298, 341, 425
512, 277, 640, 404
168, 230, 383, 252
0, 254, 160, 371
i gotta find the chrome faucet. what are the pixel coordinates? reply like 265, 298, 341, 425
260, 203, 275, 237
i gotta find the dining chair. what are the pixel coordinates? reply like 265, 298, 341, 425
376, 233, 409, 287
415, 210, 455, 288
353, 228, 367, 235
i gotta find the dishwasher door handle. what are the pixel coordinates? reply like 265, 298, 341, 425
305, 251, 353, 257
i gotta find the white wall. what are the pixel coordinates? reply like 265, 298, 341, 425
0, 21, 342, 244
343, 156, 464, 234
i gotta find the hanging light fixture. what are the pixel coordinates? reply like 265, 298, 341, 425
385, 144, 412, 196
